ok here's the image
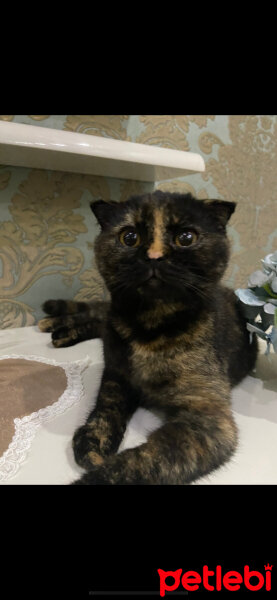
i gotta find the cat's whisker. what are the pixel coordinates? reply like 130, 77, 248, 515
183, 282, 212, 301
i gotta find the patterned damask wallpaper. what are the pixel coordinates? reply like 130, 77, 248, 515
0, 115, 276, 329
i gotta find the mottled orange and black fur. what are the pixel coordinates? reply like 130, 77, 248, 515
39, 191, 258, 485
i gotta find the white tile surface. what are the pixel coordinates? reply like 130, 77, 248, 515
0, 326, 276, 485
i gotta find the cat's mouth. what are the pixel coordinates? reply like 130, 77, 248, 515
138, 266, 163, 288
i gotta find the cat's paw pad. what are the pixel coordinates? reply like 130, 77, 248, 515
51, 326, 80, 347
38, 317, 55, 332
38, 316, 73, 337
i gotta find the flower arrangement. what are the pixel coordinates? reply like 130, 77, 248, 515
235, 251, 277, 354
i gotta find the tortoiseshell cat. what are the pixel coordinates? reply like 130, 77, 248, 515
39, 191, 258, 485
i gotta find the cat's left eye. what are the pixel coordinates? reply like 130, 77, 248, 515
119, 228, 141, 248
174, 230, 198, 247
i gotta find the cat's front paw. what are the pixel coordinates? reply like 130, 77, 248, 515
72, 424, 105, 470
51, 326, 81, 347
38, 300, 70, 333
38, 319, 82, 347
38, 299, 88, 346
38, 316, 56, 333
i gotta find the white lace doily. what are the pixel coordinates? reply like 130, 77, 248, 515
0, 354, 91, 481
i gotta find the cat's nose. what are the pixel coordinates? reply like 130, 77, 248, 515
144, 256, 164, 266
145, 253, 164, 262
147, 248, 163, 260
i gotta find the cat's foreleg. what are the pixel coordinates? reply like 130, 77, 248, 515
72, 369, 139, 470
71, 394, 238, 485
38, 300, 110, 346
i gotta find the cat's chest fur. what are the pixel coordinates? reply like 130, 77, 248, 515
130, 335, 182, 388
117, 311, 220, 399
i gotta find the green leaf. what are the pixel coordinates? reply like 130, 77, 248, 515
262, 283, 277, 299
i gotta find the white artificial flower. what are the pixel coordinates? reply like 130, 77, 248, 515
248, 270, 274, 287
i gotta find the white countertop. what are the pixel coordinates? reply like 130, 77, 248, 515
0, 325, 276, 485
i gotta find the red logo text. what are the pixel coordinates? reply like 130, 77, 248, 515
157, 564, 273, 595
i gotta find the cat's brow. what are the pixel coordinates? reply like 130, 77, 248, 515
114, 213, 138, 229
115, 204, 149, 229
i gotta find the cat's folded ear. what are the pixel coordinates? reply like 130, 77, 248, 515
90, 199, 120, 229
203, 199, 236, 228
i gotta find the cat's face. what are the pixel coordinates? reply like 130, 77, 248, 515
91, 191, 236, 305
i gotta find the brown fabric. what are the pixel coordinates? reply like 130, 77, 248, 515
0, 359, 67, 456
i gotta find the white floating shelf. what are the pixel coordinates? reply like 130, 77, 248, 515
0, 121, 205, 182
